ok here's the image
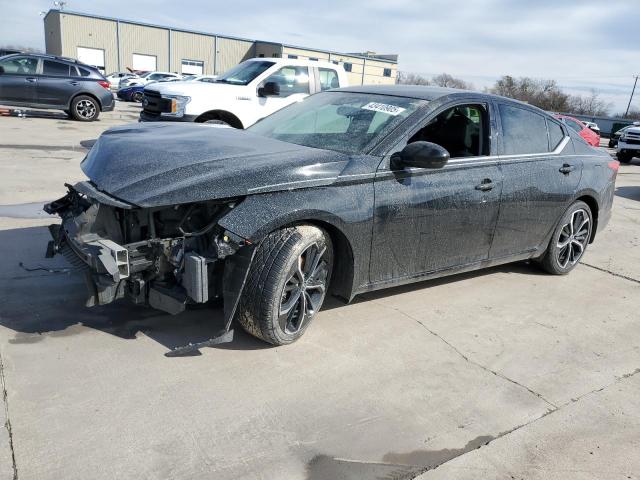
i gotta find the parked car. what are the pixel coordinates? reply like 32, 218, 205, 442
120, 71, 182, 88
616, 125, 640, 163
45, 86, 617, 346
116, 84, 145, 102
555, 114, 600, 147
609, 122, 640, 148
139, 58, 347, 127
583, 121, 600, 134
105, 72, 137, 89
0, 53, 114, 121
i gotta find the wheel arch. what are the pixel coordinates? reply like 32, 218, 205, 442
69, 91, 103, 111
575, 193, 599, 243
195, 109, 244, 128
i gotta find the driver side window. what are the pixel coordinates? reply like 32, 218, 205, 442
263, 66, 310, 97
407, 104, 490, 158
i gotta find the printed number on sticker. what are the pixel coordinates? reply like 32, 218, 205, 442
361, 102, 406, 116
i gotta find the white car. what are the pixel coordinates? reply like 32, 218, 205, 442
105, 72, 137, 89
120, 71, 182, 88
583, 121, 600, 133
617, 126, 640, 163
139, 58, 348, 128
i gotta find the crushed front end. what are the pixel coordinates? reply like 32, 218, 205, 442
45, 182, 251, 319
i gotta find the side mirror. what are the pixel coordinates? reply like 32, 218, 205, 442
0, 66, 4, 74
391, 141, 450, 170
258, 81, 280, 97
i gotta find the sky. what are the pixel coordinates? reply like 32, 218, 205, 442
2, 0, 638, 113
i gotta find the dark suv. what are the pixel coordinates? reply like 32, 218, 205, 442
0, 53, 114, 121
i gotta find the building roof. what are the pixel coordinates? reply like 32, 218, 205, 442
44, 9, 398, 65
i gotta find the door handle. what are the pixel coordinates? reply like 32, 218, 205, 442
559, 164, 575, 174
475, 179, 494, 191
69, 81, 79, 86
25, 77, 37, 83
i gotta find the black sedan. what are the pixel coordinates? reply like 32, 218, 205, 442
45, 86, 618, 346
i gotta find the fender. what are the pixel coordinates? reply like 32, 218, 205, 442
217, 185, 375, 299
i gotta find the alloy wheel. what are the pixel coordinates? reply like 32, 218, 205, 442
278, 242, 329, 335
76, 99, 97, 119
556, 208, 590, 269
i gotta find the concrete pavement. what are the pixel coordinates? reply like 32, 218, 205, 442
0, 104, 639, 479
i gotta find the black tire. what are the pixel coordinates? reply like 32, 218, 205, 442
236, 225, 333, 345
63, 109, 71, 118
70, 95, 100, 122
617, 152, 632, 163
540, 201, 592, 275
132, 91, 144, 103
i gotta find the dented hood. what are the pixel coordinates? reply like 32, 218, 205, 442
81, 122, 350, 207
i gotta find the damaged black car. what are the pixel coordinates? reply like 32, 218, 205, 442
46, 85, 618, 346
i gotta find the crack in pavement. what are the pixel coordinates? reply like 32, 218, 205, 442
0, 349, 17, 480
580, 262, 640, 285
373, 301, 558, 410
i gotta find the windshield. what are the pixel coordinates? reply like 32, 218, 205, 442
248, 92, 425, 154
139, 72, 151, 78
215, 60, 275, 85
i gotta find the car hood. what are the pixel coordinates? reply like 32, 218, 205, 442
81, 122, 351, 207
146, 81, 241, 96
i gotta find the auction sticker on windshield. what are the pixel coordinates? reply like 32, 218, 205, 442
361, 102, 406, 116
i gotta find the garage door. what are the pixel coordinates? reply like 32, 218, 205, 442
77, 47, 105, 73
132, 54, 157, 72
181, 60, 204, 75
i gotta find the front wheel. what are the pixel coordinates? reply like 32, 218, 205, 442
236, 225, 333, 345
617, 152, 633, 163
132, 91, 143, 103
540, 201, 592, 275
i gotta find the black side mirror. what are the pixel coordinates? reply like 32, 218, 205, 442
391, 141, 450, 170
0, 66, 4, 74
258, 81, 280, 97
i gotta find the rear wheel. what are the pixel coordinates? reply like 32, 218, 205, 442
132, 91, 143, 103
236, 225, 333, 345
70, 95, 100, 121
540, 201, 592, 275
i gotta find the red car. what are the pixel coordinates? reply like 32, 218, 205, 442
555, 114, 600, 147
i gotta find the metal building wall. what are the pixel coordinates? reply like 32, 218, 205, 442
215, 37, 255, 73
59, 13, 119, 73
254, 42, 282, 58
43, 11, 63, 56
170, 31, 216, 74
119, 23, 169, 72
362, 58, 396, 85
282, 46, 330, 60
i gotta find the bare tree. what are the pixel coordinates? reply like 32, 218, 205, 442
613, 109, 640, 120
0, 45, 42, 54
566, 90, 611, 116
397, 71, 472, 90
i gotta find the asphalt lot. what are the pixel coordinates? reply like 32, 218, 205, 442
0, 102, 639, 480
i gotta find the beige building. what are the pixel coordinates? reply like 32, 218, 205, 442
43, 10, 398, 85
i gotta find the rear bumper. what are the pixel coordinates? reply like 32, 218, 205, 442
101, 94, 116, 111
139, 111, 197, 122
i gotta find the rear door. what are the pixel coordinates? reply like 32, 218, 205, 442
0, 56, 39, 104
370, 101, 503, 284
37, 60, 82, 106
489, 103, 582, 258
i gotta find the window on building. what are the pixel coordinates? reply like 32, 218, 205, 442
288, 54, 298, 59
263, 66, 310, 96
383, 68, 392, 77
343, 62, 352, 72
0, 56, 38, 75
332, 60, 339, 65
43, 60, 71, 76
499, 104, 550, 155
309, 57, 318, 61
258, 53, 265, 58
181, 59, 204, 75
272, 53, 281, 58
318, 68, 340, 91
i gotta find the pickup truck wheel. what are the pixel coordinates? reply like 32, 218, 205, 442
236, 225, 333, 345
132, 91, 143, 102
616, 152, 633, 163
540, 201, 592, 275
70, 95, 100, 121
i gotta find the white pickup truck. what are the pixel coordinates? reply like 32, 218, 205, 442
139, 57, 348, 128
617, 125, 640, 163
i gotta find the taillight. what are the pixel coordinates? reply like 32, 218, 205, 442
607, 160, 620, 172
98, 80, 110, 90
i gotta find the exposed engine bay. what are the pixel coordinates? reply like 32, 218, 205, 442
45, 181, 253, 322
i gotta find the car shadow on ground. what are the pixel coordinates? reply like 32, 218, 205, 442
615, 185, 640, 202
0, 225, 546, 357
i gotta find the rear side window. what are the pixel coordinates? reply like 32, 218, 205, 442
43, 60, 71, 76
499, 104, 549, 155
565, 118, 583, 133
547, 120, 565, 150
318, 68, 339, 91
79, 68, 91, 77
0, 56, 38, 75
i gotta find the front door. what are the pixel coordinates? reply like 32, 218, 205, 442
0, 55, 39, 104
370, 102, 503, 284
489, 103, 582, 258
252, 65, 311, 126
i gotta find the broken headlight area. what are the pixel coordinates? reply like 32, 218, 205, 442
44, 183, 248, 316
